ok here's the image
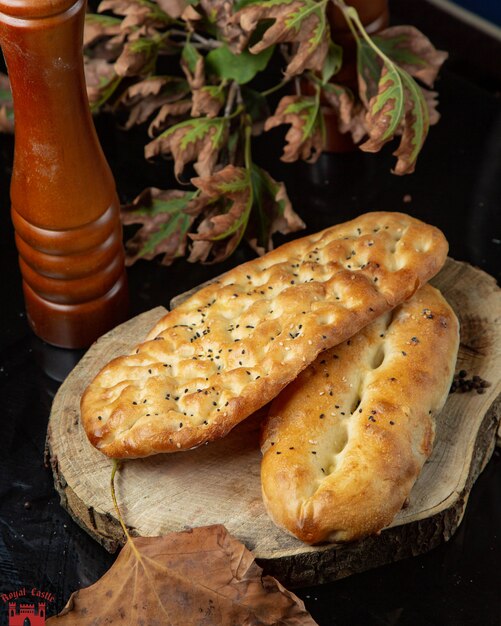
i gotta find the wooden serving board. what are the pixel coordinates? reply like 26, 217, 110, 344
47, 259, 501, 587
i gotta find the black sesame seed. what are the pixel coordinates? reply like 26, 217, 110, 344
97, 416, 102, 421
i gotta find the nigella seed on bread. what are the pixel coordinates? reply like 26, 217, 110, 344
261, 285, 459, 544
81, 212, 448, 458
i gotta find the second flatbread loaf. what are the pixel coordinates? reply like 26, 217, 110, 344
261, 285, 459, 543
81, 212, 448, 458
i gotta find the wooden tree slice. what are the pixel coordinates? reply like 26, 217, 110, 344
47, 259, 501, 586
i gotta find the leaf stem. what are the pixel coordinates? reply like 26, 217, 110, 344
243, 115, 252, 171
333, 0, 396, 70
260, 78, 291, 97
224, 81, 239, 118
110, 459, 142, 559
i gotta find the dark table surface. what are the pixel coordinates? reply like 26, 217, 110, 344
0, 2, 500, 625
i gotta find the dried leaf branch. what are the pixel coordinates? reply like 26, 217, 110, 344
0, 0, 448, 264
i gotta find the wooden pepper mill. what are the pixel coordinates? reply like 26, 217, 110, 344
0, 0, 128, 348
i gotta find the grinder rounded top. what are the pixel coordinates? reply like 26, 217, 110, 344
0, 0, 78, 19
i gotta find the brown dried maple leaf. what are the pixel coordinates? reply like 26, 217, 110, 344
145, 116, 228, 179
157, 0, 192, 18
114, 37, 159, 77
322, 84, 367, 143
148, 99, 193, 136
359, 65, 404, 155
190, 164, 251, 234
391, 80, 430, 175
84, 57, 120, 110
119, 76, 190, 130
374, 26, 448, 88
265, 94, 324, 162
232, 0, 330, 78
98, 0, 169, 32
47, 525, 317, 625
200, 0, 246, 50
84, 13, 122, 48
121, 187, 198, 266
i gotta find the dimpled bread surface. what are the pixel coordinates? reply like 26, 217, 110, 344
261, 285, 459, 544
81, 212, 448, 458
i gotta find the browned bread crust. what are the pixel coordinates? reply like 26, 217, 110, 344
81, 212, 448, 458
261, 285, 459, 544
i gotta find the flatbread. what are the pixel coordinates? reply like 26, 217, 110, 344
261, 285, 459, 543
81, 212, 448, 458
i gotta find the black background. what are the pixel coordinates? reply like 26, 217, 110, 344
0, 1, 500, 624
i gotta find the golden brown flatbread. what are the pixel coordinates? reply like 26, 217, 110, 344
261, 285, 459, 543
81, 212, 448, 458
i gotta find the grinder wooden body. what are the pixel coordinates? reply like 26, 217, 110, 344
0, 0, 128, 348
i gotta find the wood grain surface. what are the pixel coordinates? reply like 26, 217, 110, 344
47, 258, 501, 586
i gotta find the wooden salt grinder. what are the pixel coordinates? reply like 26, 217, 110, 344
0, 0, 128, 348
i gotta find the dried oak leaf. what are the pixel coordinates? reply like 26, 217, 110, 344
119, 76, 190, 130
181, 41, 206, 91
121, 187, 197, 265
188, 226, 242, 264
265, 94, 324, 163
391, 73, 430, 175
232, 0, 330, 78
191, 85, 225, 118
84, 13, 122, 47
84, 57, 120, 111
157, 0, 193, 18
114, 36, 159, 77
373, 26, 448, 88
47, 525, 317, 625
421, 87, 440, 126
98, 0, 170, 32
149, 99, 193, 136
359, 62, 431, 175
0, 73, 14, 134
359, 64, 404, 154
247, 165, 305, 255
200, 0, 246, 50
322, 83, 367, 143
145, 116, 228, 179
189, 164, 252, 240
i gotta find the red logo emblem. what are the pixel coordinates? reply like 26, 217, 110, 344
8, 601, 46, 625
